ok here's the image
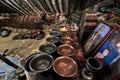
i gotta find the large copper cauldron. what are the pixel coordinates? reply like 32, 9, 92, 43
53, 56, 78, 78
29, 54, 54, 73
57, 44, 76, 56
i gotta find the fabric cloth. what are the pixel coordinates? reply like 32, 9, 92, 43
0, 56, 19, 80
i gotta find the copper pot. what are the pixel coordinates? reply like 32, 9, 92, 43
60, 37, 74, 45
53, 56, 78, 77
57, 44, 76, 56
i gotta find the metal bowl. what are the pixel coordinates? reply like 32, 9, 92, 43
57, 44, 76, 56
39, 44, 57, 54
49, 31, 61, 37
29, 54, 54, 73
53, 56, 78, 77
46, 37, 60, 44
60, 37, 74, 44
23, 53, 40, 74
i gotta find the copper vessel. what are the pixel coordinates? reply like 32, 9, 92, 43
60, 36, 74, 45
57, 44, 76, 56
53, 56, 78, 78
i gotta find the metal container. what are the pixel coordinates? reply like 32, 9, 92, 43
29, 54, 54, 73
60, 37, 74, 45
82, 57, 102, 80
53, 56, 78, 78
49, 31, 61, 38
22, 53, 40, 80
39, 44, 57, 55
57, 44, 76, 57
86, 57, 102, 72
46, 37, 61, 46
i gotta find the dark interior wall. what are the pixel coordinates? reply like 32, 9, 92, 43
0, 4, 15, 13
0, 0, 100, 14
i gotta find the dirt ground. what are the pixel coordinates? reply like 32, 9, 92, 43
0, 24, 54, 57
